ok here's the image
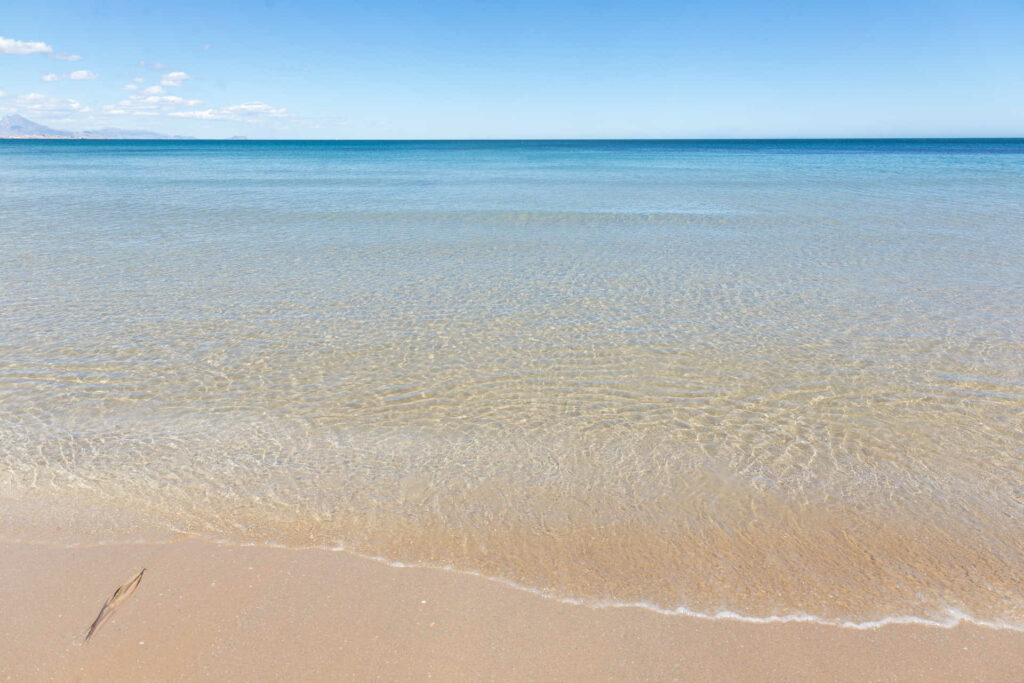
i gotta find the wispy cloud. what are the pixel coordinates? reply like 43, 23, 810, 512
9, 92, 89, 113
103, 93, 203, 116
168, 102, 287, 121
9, 46, 289, 132
0, 36, 53, 55
160, 71, 191, 87
40, 70, 99, 82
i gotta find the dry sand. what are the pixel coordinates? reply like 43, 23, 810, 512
0, 539, 1021, 681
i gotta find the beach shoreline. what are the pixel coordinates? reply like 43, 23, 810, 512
1, 538, 1021, 681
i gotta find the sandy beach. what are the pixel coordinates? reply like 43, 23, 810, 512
0, 538, 1020, 681
4, 0, 1024, 677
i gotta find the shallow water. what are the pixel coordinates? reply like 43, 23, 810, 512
1, 139, 1023, 626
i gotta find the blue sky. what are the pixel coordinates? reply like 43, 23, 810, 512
1, 0, 1022, 138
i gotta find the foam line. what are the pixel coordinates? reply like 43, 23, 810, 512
7, 532, 1017, 633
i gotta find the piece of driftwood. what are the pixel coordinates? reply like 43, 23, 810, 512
84, 569, 146, 642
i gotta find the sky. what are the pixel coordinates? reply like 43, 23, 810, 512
1, 0, 1022, 139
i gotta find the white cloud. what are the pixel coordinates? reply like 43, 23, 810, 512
53, 53, 82, 61
227, 102, 286, 115
122, 84, 139, 91
0, 36, 53, 55
143, 95, 198, 105
102, 92, 203, 116
160, 71, 191, 87
142, 85, 164, 95
166, 109, 219, 120
169, 101, 287, 121
13, 92, 89, 113
0, 90, 6, 98
102, 109, 158, 117
133, 77, 145, 83
40, 70, 98, 82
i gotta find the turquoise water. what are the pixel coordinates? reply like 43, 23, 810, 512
1, 140, 1023, 627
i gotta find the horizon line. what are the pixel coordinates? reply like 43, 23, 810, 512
3, 136, 1024, 142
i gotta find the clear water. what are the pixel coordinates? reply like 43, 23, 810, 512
1, 139, 1023, 627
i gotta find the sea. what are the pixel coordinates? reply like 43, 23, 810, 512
1, 139, 1022, 629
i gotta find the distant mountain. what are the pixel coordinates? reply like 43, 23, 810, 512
0, 114, 73, 138
77, 127, 193, 140
0, 114, 195, 140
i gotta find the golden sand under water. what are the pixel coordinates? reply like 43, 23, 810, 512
3, 331, 1022, 626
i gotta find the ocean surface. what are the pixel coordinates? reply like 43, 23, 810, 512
1, 139, 1022, 628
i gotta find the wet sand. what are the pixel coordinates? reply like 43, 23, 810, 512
0, 539, 1021, 681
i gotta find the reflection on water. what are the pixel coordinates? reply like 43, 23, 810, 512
1, 140, 1023, 626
